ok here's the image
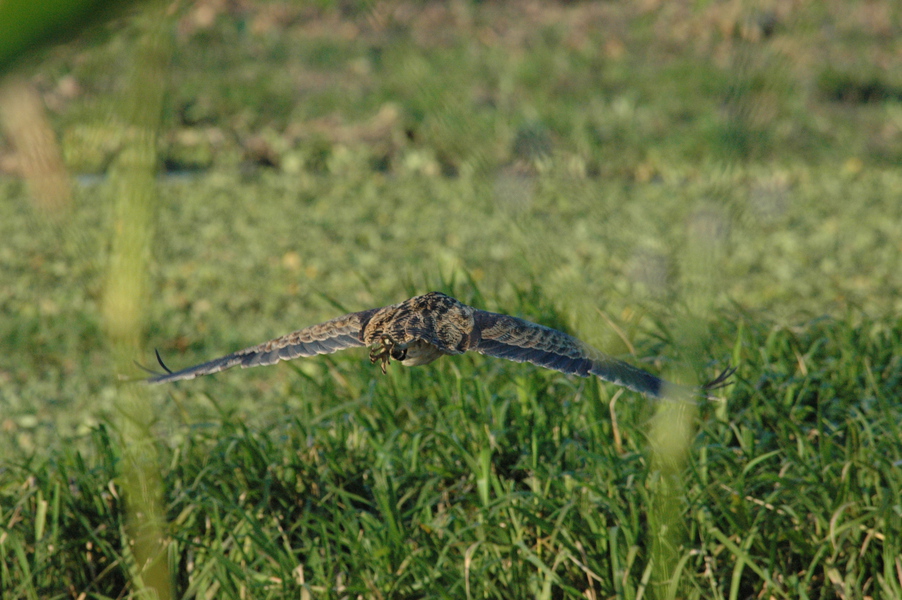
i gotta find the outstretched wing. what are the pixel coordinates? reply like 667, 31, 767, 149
146, 309, 378, 384
470, 310, 669, 397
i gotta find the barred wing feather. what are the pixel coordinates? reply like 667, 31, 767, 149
146, 310, 375, 384
471, 311, 665, 397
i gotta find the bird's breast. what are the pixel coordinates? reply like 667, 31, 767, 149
400, 340, 446, 366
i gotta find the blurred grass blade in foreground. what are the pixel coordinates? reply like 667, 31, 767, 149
101, 0, 173, 597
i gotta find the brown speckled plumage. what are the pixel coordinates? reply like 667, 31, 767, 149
146, 292, 732, 398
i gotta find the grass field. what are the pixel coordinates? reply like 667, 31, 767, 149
1, 1, 901, 599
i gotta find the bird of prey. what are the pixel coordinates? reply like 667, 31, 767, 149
146, 291, 732, 398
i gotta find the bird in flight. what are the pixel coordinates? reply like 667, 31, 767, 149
146, 291, 732, 398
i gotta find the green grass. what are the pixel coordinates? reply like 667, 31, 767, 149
2, 1, 902, 598
3, 313, 900, 598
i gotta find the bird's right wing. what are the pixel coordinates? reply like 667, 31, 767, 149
470, 310, 666, 397
470, 310, 734, 399
146, 309, 378, 384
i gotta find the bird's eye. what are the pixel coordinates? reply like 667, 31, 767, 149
391, 347, 407, 361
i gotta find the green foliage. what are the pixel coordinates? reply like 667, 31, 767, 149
0, 0, 137, 74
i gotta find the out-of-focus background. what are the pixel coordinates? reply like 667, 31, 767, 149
1, 1, 900, 598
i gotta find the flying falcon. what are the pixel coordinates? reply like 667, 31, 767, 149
146, 291, 732, 398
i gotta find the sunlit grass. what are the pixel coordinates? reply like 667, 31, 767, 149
2, 311, 900, 597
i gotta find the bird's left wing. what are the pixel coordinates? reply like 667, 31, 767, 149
470, 310, 668, 397
146, 308, 378, 384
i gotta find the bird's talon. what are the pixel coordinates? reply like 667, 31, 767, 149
369, 336, 398, 375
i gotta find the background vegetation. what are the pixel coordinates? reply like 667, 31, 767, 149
1, 1, 900, 598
